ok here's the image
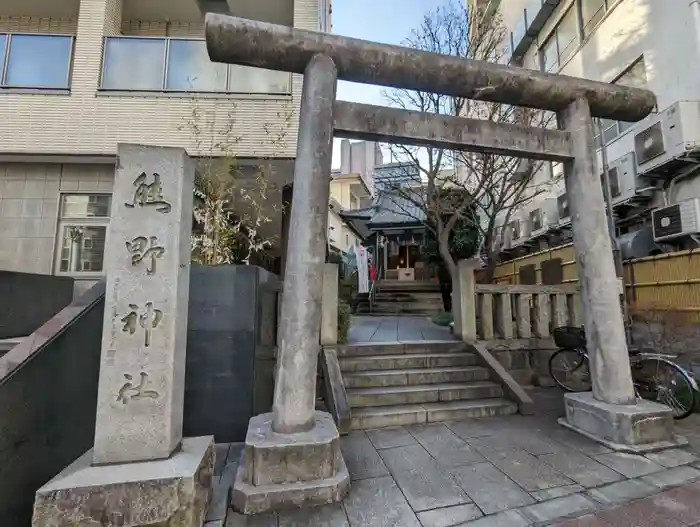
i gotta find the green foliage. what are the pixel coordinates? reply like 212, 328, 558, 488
420, 221, 480, 264
338, 299, 352, 344
431, 311, 454, 327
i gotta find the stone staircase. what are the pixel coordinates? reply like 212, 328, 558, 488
337, 341, 517, 430
355, 280, 444, 316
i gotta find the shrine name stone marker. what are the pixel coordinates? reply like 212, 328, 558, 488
33, 144, 214, 527
93, 144, 192, 464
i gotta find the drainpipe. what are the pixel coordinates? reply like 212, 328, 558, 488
691, 0, 700, 58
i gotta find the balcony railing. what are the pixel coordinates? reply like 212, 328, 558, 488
101, 36, 292, 95
0, 33, 74, 90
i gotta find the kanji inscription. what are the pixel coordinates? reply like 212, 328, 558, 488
116, 372, 159, 404
125, 172, 172, 213
120, 302, 163, 347
126, 236, 165, 275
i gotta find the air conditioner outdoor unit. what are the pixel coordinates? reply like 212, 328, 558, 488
652, 197, 700, 241
635, 101, 700, 177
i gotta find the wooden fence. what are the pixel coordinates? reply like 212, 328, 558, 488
490, 246, 700, 322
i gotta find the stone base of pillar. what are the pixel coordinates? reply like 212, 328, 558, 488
32, 436, 215, 527
232, 411, 350, 515
558, 392, 687, 454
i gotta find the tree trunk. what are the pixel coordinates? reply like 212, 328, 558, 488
437, 227, 457, 313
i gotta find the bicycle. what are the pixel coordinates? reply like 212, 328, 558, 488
548, 326, 699, 420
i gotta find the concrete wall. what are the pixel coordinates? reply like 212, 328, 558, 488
0, 163, 114, 279
0, 0, 322, 158
0, 271, 74, 338
0, 265, 280, 522
184, 265, 279, 443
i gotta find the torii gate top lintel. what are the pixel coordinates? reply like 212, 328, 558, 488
204, 13, 655, 123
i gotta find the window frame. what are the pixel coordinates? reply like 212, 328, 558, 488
100, 35, 292, 95
593, 56, 648, 146
0, 32, 75, 90
539, 0, 614, 73
54, 193, 112, 278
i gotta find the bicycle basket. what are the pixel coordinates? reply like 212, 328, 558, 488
552, 326, 586, 349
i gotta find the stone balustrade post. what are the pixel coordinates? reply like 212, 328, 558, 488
321, 263, 339, 346
453, 260, 478, 341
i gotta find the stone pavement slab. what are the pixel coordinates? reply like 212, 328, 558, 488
450, 462, 534, 514
593, 452, 665, 478
342, 475, 421, 527
407, 423, 486, 467
519, 493, 598, 523
348, 316, 455, 343
219, 389, 700, 527
468, 437, 575, 491
640, 465, 700, 489
340, 431, 390, 480
587, 478, 659, 505
378, 444, 471, 512
531, 484, 586, 502
278, 503, 349, 526
365, 425, 416, 449
538, 451, 624, 488
645, 449, 699, 468
416, 503, 483, 527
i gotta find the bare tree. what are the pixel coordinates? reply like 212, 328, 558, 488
383, 0, 556, 285
178, 96, 294, 266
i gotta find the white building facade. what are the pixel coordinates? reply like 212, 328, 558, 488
0, 0, 330, 292
474, 0, 700, 258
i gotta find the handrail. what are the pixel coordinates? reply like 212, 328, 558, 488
368, 262, 382, 313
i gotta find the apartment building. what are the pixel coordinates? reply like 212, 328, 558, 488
472, 0, 700, 260
0, 0, 331, 292
327, 140, 379, 254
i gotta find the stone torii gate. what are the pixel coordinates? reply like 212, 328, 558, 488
204, 14, 680, 514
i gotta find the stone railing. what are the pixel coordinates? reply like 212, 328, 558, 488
473, 283, 582, 340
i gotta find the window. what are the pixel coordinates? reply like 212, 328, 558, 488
56, 194, 111, 275
549, 161, 564, 181
510, 220, 521, 240
557, 7, 578, 64
166, 39, 227, 92
1, 33, 73, 89
580, 0, 606, 37
529, 208, 543, 231
594, 58, 648, 146
557, 194, 570, 219
539, 6, 578, 72
102, 37, 291, 94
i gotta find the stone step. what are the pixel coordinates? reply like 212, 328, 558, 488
350, 399, 518, 430
343, 366, 490, 388
347, 381, 504, 408
339, 352, 478, 372
336, 341, 466, 357
374, 293, 443, 301
355, 308, 440, 316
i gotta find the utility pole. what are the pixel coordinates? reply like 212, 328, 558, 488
596, 119, 630, 339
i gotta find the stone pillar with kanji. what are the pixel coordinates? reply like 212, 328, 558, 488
32, 144, 214, 527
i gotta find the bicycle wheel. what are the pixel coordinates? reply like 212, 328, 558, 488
549, 348, 592, 392
633, 357, 697, 420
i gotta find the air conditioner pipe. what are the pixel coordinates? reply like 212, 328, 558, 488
691, 0, 700, 66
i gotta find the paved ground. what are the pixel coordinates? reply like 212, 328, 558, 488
348, 316, 455, 343
217, 388, 700, 526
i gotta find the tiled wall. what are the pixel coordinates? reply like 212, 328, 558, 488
0, 162, 114, 277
